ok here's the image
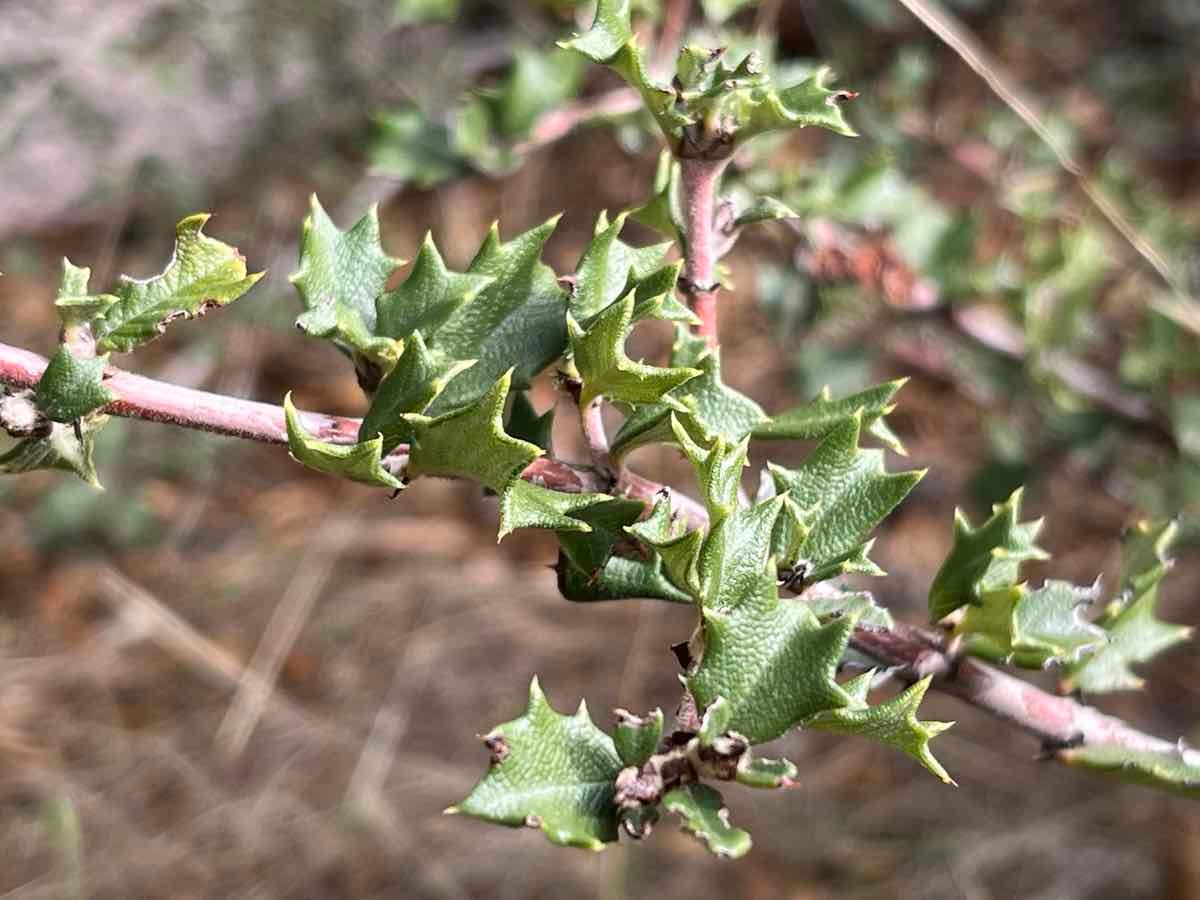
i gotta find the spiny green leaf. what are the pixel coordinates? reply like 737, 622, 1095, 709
928, 488, 1048, 622
358, 332, 473, 453
404, 370, 542, 492
427, 217, 569, 413
959, 579, 1107, 668
612, 327, 768, 460
806, 676, 955, 784
375, 232, 493, 341
571, 210, 672, 321
497, 479, 619, 540
290, 196, 403, 364
34, 347, 114, 423
558, 497, 693, 605
614, 708, 663, 767
451, 677, 623, 850
93, 215, 262, 354
284, 394, 404, 490
625, 492, 704, 596
671, 420, 749, 526
769, 413, 924, 584
1058, 744, 1200, 799
568, 294, 700, 408
1062, 520, 1191, 693
805, 589, 894, 630
633, 151, 684, 242
687, 497, 857, 743
662, 784, 752, 859
754, 379, 908, 454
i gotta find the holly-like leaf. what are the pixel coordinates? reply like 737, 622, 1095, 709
768, 413, 924, 584
1058, 744, 1200, 799
611, 327, 769, 460
614, 708, 664, 767
358, 332, 474, 453
375, 232, 494, 342
633, 152, 685, 242
284, 394, 404, 490
806, 676, 955, 784
568, 293, 700, 408
805, 589, 894, 631
625, 492, 705, 596
497, 479, 621, 540
290, 196, 403, 363
754, 379, 908, 454
673, 420, 749, 526
570, 211, 672, 321
928, 488, 1048, 622
92, 215, 262, 354
732, 195, 800, 230
959, 580, 1108, 668
1061, 520, 1191, 693
404, 369, 542, 492
34, 347, 114, 423
450, 677, 623, 850
426, 218, 569, 413
661, 784, 752, 859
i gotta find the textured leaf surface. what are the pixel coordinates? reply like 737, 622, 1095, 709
769, 413, 923, 584
1062, 520, 1190, 693
806, 677, 954, 783
662, 785, 752, 859
404, 370, 542, 491
284, 394, 403, 490
570, 211, 672, 321
498, 480, 618, 539
34, 347, 113, 423
928, 489, 1047, 622
291, 197, 402, 361
427, 218, 568, 412
375, 232, 493, 342
754, 380, 907, 453
358, 332, 472, 453
94, 215, 261, 353
452, 678, 622, 850
568, 294, 699, 408
1058, 744, 1200, 799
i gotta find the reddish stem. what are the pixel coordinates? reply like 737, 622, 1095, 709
679, 157, 727, 349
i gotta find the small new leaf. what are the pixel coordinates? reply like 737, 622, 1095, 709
92, 215, 262, 354
451, 677, 623, 850
754, 379, 908, 454
614, 708, 664, 767
662, 784, 752, 859
284, 394, 403, 491
0, 410, 104, 488
959, 579, 1107, 668
928, 488, 1048, 622
34, 347, 114, 423
806, 676, 955, 784
734, 756, 798, 789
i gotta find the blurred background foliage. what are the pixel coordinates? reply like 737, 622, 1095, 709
1, 0, 1198, 897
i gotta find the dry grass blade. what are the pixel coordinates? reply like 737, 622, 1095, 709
894, 0, 1200, 334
